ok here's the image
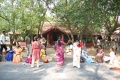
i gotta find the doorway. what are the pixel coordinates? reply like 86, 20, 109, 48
52, 31, 58, 43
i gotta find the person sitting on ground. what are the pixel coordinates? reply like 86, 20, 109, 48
81, 46, 94, 63
104, 48, 117, 63
5, 45, 14, 61
40, 37, 47, 56
105, 48, 120, 70
95, 45, 104, 63
25, 55, 32, 64
13, 44, 23, 63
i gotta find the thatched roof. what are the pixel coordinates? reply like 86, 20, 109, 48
41, 22, 71, 34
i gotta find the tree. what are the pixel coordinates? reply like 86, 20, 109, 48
97, 0, 120, 41
0, 0, 51, 44
52, 0, 104, 43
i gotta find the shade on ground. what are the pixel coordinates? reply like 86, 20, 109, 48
0, 62, 120, 80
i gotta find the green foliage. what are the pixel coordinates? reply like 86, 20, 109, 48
52, 0, 104, 38
52, 0, 120, 41
0, 0, 119, 42
0, 0, 49, 34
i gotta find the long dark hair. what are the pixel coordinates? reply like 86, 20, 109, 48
9, 45, 12, 50
58, 37, 61, 46
34, 36, 38, 41
111, 48, 116, 55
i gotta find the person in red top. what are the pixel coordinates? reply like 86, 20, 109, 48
77, 40, 83, 47
31, 36, 41, 68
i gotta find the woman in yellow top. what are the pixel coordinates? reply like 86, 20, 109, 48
13, 45, 23, 63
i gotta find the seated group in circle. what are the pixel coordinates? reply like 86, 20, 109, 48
94, 45, 120, 70
72, 42, 120, 70
4, 38, 120, 70
4, 36, 47, 68
5, 45, 23, 63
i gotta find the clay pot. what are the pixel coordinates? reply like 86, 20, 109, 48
43, 59, 49, 63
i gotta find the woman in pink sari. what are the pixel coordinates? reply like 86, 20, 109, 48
55, 37, 66, 66
31, 37, 41, 68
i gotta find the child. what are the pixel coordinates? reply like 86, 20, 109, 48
25, 55, 32, 64
5, 45, 14, 61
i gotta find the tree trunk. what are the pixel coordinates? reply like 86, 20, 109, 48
107, 33, 112, 41
10, 35, 13, 45
68, 24, 74, 43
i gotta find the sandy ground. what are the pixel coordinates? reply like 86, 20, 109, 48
0, 46, 120, 80
1, 44, 120, 80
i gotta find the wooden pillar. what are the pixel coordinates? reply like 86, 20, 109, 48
47, 33, 49, 45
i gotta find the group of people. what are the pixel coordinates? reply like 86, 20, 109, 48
95, 45, 120, 70
55, 37, 120, 70
0, 30, 23, 63
0, 31, 120, 70
55, 38, 93, 68
0, 31, 47, 68
24, 35, 47, 68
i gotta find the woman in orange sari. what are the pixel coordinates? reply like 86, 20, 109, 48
13, 45, 23, 63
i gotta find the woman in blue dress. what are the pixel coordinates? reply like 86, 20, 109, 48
5, 46, 14, 61
81, 46, 94, 63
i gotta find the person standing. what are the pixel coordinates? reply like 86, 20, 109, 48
55, 37, 66, 66
25, 34, 31, 57
0, 31, 7, 54
73, 39, 81, 68
31, 37, 41, 68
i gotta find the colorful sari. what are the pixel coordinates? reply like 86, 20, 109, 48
13, 48, 22, 63
55, 41, 65, 66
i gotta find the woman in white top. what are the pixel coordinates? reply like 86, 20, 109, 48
109, 48, 120, 70
104, 48, 120, 70
104, 48, 117, 64
109, 48, 117, 64
73, 40, 81, 68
